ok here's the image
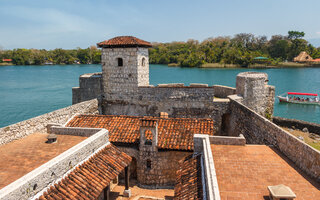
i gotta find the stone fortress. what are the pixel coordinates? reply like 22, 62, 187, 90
72, 36, 274, 135
0, 36, 319, 200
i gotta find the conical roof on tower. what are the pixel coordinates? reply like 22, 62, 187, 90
97, 36, 152, 48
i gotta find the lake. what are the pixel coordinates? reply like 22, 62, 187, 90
0, 64, 319, 128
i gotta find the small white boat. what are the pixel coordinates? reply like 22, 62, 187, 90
277, 92, 320, 105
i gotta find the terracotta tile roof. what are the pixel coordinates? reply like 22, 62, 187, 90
174, 154, 203, 200
37, 144, 131, 200
140, 119, 157, 127
97, 36, 152, 48
66, 115, 216, 151
212, 145, 320, 200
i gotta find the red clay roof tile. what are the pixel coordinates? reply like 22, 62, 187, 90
97, 36, 152, 48
36, 144, 131, 200
66, 115, 216, 150
174, 154, 203, 200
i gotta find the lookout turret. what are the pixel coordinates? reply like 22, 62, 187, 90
236, 72, 275, 118
97, 36, 152, 99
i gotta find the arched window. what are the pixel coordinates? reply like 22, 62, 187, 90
117, 58, 123, 66
141, 57, 146, 67
146, 159, 151, 170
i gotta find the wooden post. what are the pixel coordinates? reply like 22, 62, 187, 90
125, 166, 130, 190
104, 185, 110, 200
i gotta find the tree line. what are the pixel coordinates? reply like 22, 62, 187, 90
0, 46, 101, 65
1, 31, 320, 67
149, 31, 320, 67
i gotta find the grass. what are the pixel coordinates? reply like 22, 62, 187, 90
200, 63, 240, 68
167, 63, 180, 67
0, 63, 13, 66
282, 127, 320, 151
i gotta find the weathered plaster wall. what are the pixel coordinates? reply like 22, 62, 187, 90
0, 99, 98, 146
228, 95, 320, 183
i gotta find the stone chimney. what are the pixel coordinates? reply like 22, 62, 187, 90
159, 112, 168, 118
139, 118, 158, 148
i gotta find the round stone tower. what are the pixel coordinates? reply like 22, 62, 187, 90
236, 72, 275, 118
97, 36, 152, 99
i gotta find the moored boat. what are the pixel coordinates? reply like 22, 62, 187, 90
277, 92, 320, 105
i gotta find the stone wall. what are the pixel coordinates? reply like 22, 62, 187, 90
138, 149, 191, 188
0, 129, 109, 200
101, 47, 149, 98
209, 134, 246, 145
212, 85, 236, 98
273, 116, 320, 135
101, 85, 230, 133
228, 95, 320, 183
194, 134, 220, 200
0, 99, 98, 146
114, 145, 191, 188
236, 72, 275, 117
72, 73, 102, 104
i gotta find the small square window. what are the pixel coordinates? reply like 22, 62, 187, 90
117, 58, 123, 66
146, 160, 151, 169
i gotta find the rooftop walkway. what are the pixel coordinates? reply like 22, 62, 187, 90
0, 133, 86, 189
211, 144, 320, 200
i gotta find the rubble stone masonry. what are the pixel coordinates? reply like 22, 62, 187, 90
228, 95, 320, 183
0, 99, 98, 146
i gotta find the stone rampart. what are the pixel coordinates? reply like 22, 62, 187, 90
228, 95, 320, 183
212, 85, 236, 98
50, 126, 104, 137
72, 73, 102, 104
0, 99, 98, 146
273, 116, 320, 135
209, 134, 246, 145
101, 85, 229, 133
236, 72, 275, 117
0, 129, 109, 200
194, 134, 221, 200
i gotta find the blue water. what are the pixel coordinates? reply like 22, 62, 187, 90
0, 64, 319, 127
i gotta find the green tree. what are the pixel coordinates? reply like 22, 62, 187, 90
288, 31, 305, 40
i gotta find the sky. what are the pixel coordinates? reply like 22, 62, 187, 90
0, 0, 320, 49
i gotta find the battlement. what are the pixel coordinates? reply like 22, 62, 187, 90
139, 83, 211, 88
72, 36, 275, 134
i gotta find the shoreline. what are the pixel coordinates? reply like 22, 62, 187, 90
167, 62, 320, 69
2, 62, 320, 69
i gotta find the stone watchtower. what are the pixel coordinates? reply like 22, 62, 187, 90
97, 36, 152, 100
236, 72, 275, 118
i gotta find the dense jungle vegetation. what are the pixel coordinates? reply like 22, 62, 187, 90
149, 31, 320, 67
0, 46, 101, 65
1, 31, 319, 67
